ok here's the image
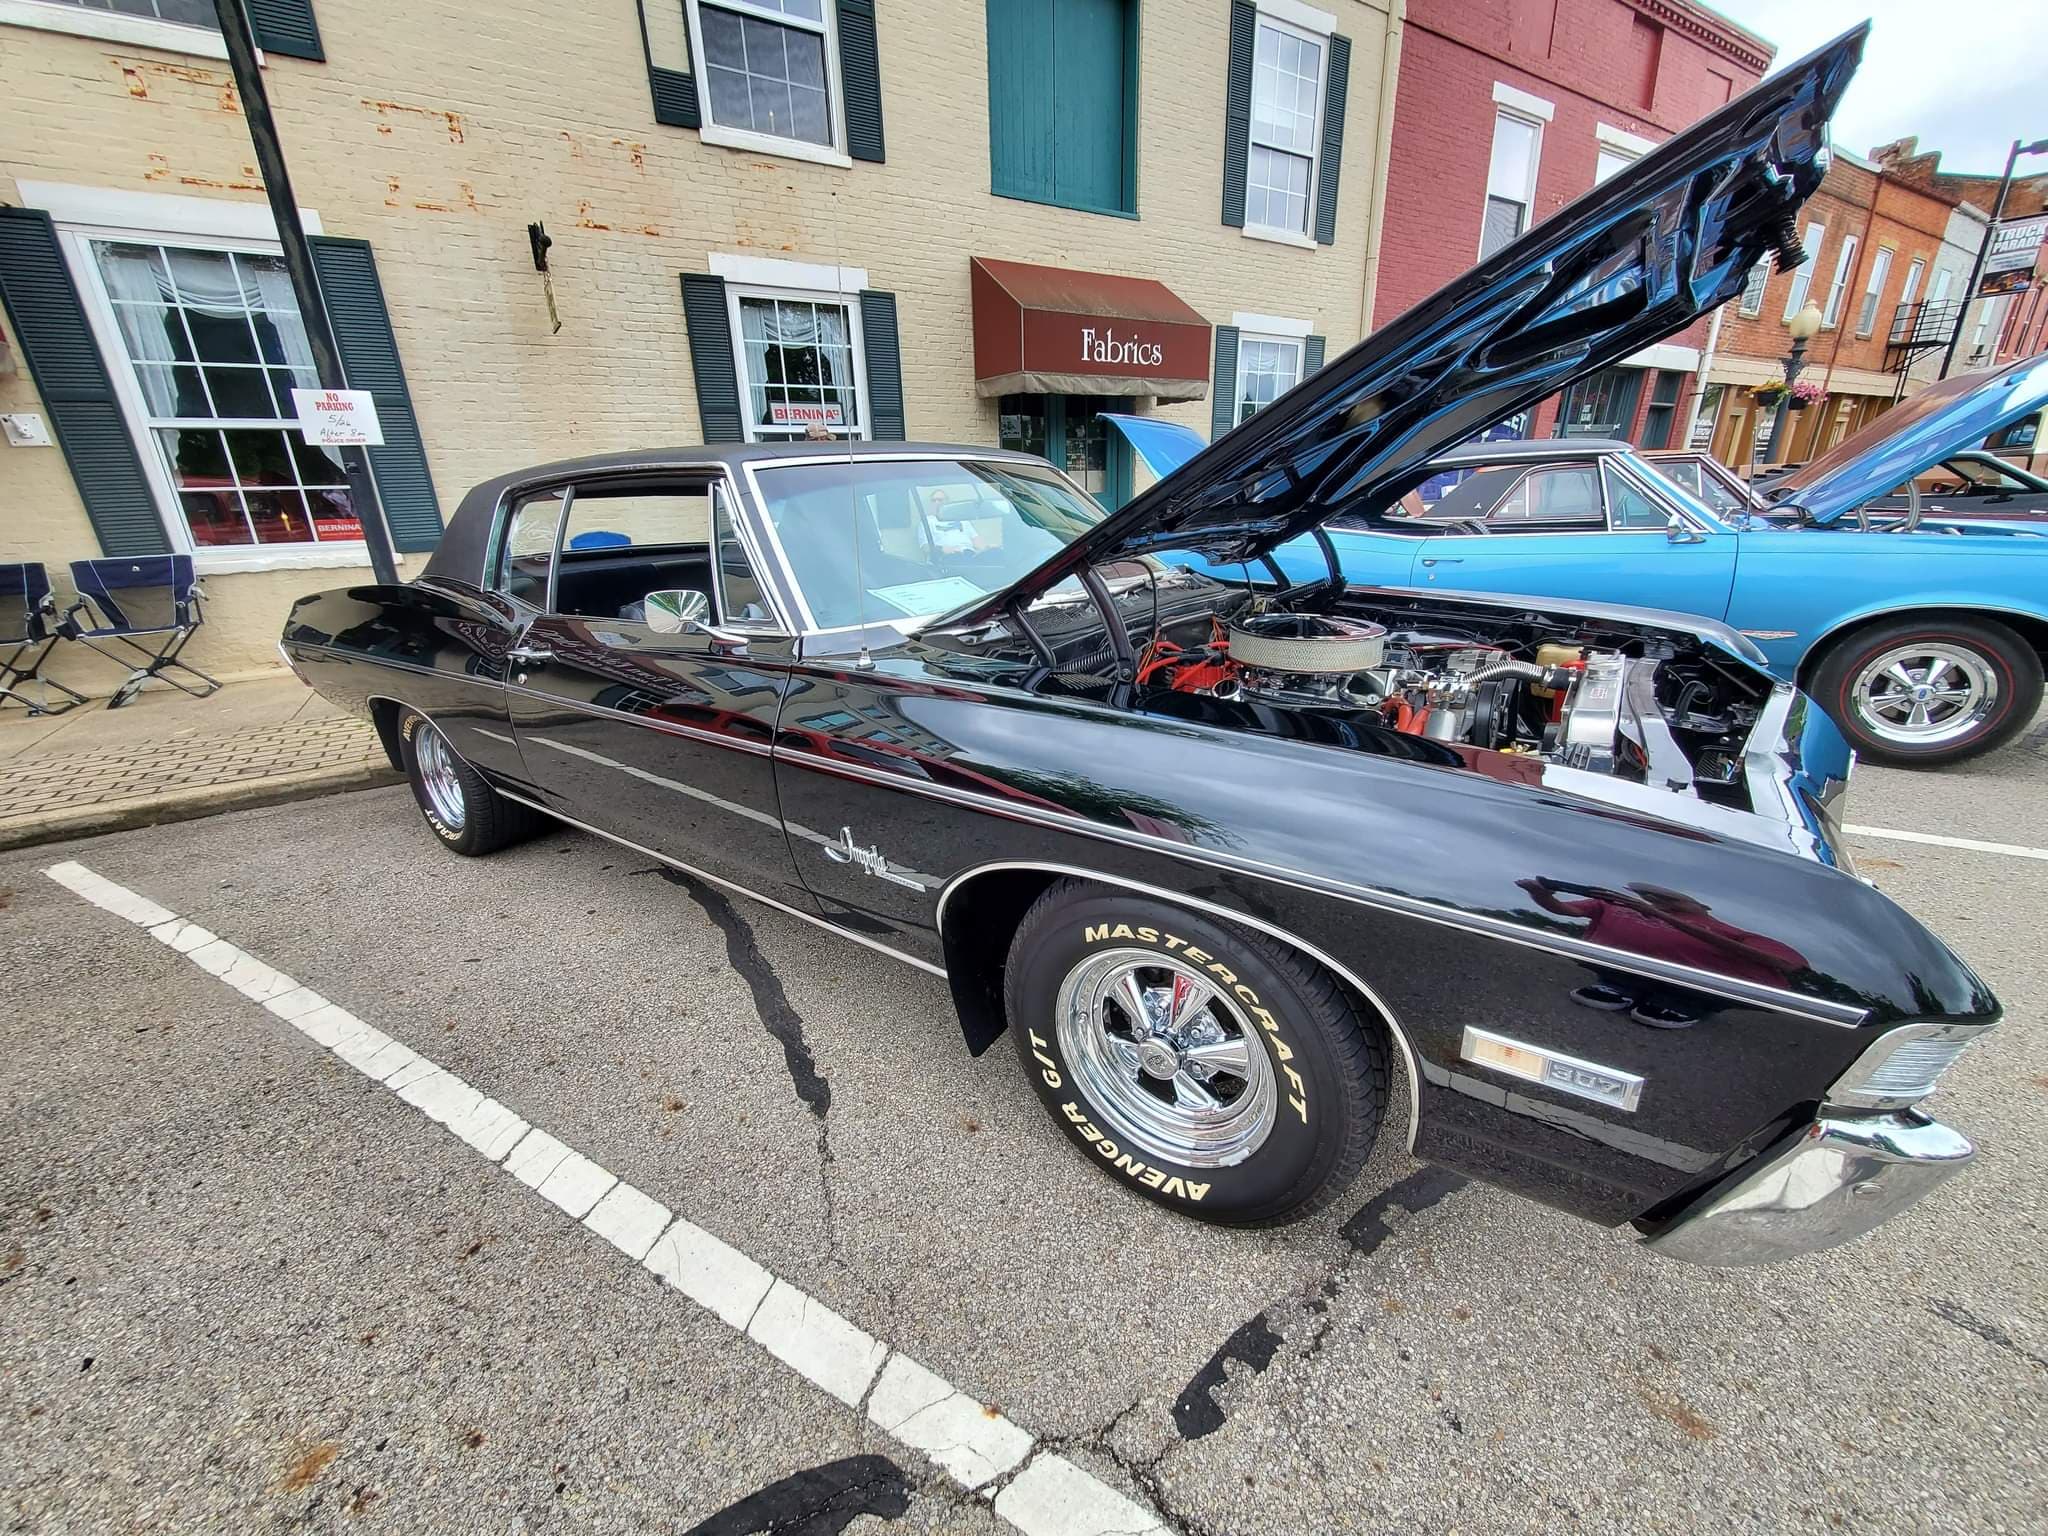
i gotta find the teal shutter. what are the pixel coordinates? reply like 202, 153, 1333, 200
0, 208, 169, 557
681, 274, 744, 443
859, 290, 905, 440
989, 0, 1133, 215
635, 0, 701, 128
246, 0, 324, 61
1220, 0, 1254, 228
1304, 334, 1326, 374
988, 0, 1055, 204
1210, 325, 1240, 442
1313, 35, 1351, 245
308, 237, 443, 554
838, 0, 886, 162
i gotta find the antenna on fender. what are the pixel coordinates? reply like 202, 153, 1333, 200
830, 188, 875, 672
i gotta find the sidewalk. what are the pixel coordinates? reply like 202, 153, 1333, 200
0, 673, 400, 851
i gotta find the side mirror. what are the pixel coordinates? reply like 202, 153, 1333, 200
1666, 513, 1705, 545
643, 589, 747, 652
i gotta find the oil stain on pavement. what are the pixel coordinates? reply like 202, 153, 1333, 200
680, 1455, 910, 1535
1171, 1166, 1469, 1440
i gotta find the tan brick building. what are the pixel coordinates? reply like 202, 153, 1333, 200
0, 0, 1400, 691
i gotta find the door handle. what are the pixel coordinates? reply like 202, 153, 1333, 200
506, 644, 553, 666
1419, 557, 1464, 567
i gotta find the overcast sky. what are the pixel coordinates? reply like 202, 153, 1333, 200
1704, 0, 2040, 176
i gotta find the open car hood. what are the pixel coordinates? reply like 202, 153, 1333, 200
1762, 352, 2048, 523
945, 26, 1865, 630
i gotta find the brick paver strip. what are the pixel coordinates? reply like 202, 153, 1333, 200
7, 717, 386, 816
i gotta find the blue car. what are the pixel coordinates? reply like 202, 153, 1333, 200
1250, 355, 2048, 768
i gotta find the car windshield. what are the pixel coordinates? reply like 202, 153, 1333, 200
754, 457, 1107, 631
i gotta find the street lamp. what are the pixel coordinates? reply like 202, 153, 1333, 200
1764, 300, 1823, 464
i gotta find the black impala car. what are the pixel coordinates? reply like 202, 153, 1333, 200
282, 29, 1999, 1265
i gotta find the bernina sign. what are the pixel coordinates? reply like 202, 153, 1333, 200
970, 256, 1212, 402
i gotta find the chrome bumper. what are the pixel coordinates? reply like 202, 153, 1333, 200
1646, 1111, 1974, 1267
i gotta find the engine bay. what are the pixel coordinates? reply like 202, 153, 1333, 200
1122, 591, 1775, 806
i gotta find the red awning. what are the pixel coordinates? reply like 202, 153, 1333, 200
970, 257, 1211, 401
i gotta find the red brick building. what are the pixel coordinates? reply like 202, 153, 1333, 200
1371, 0, 1772, 446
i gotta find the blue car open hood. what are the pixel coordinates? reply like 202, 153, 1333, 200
947, 26, 1866, 629
1763, 352, 2048, 524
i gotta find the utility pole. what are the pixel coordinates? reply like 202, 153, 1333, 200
211, 0, 400, 585
1941, 136, 2048, 380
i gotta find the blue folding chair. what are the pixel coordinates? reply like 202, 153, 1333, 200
60, 555, 222, 710
0, 562, 86, 716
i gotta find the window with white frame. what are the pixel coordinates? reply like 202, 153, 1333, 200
83, 239, 361, 550
1245, 14, 1326, 237
1736, 259, 1769, 316
1898, 256, 1926, 313
1930, 266, 1955, 304
1235, 334, 1305, 423
730, 288, 866, 441
33, 0, 213, 21
1856, 245, 1894, 336
689, 0, 838, 153
1971, 293, 2011, 360
1592, 124, 1651, 186
1481, 110, 1543, 258
1820, 234, 1858, 327
1783, 222, 1823, 318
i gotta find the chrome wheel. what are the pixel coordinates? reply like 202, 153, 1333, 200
1054, 948, 1277, 1167
1851, 642, 2000, 748
413, 722, 467, 830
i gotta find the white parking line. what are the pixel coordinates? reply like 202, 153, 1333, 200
1845, 824, 2048, 863
40, 860, 1165, 1536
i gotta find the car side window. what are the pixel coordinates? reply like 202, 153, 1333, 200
1603, 467, 1670, 530
713, 485, 772, 625
1489, 466, 1602, 531
495, 488, 567, 607
550, 478, 772, 629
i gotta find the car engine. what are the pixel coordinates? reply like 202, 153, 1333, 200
1134, 604, 1757, 798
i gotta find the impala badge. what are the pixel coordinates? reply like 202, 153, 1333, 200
822, 826, 925, 890
1461, 1026, 1644, 1112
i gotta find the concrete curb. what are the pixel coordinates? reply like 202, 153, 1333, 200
0, 761, 404, 852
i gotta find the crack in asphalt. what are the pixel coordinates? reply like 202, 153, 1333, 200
1029, 1398, 1222, 1536
656, 869, 852, 1279
1930, 1298, 2047, 1371
1169, 1167, 1471, 1444
679, 1454, 910, 1535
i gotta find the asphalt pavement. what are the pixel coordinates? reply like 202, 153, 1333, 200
3, 715, 2044, 1535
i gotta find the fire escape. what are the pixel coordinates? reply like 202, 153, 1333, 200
1885, 298, 1965, 400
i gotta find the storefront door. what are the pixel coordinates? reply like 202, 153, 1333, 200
1558, 366, 1643, 438
999, 394, 1134, 509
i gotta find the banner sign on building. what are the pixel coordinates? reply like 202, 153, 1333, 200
1981, 214, 2047, 295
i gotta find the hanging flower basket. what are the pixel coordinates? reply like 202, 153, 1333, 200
1752, 381, 1789, 408
1786, 379, 1825, 411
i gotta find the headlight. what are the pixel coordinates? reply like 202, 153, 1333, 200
1828, 1022, 1989, 1111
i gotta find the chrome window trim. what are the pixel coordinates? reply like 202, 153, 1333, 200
775, 743, 1869, 1029
738, 450, 1107, 637
1826, 1019, 1994, 1110
1440, 454, 1717, 539
935, 859, 1425, 1153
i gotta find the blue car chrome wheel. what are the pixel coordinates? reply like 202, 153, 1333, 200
1850, 642, 2000, 749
